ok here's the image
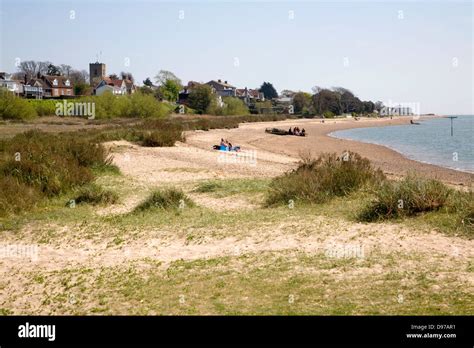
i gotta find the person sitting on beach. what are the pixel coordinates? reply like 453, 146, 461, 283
219, 138, 228, 151
301, 128, 306, 136
228, 142, 233, 151
288, 127, 293, 135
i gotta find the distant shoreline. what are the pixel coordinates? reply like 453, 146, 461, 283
327, 116, 474, 175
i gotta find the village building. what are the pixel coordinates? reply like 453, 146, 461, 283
235, 87, 265, 105
205, 79, 236, 97
94, 77, 127, 96
27, 74, 74, 98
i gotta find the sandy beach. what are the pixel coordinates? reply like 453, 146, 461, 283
180, 116, 473, 187
2, 116, 473, 315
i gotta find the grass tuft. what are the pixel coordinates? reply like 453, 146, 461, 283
72, 183, 119, 206
357, 175, 452, 221
134, 188, 194, 212
265, 151, 385, 206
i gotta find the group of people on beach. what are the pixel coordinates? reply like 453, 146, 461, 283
288, 127, 306, 136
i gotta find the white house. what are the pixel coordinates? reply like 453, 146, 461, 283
94, 78, 127, 96
0, 73, 23, 95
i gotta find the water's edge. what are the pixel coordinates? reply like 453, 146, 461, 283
328, 126, 474, 175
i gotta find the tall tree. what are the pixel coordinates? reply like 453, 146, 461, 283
159, 79, 181, 101
293, 92, 312, 114
259, 82, 278, 100
374, 101, 384, 112
69, 70, 89, 85
109, 73, 119, 80
18, 60, 50, 80
60, 64, 72, 77
47, 64, 61, 76
363, 101, 375, 113
312, 89, 342, 115
143, 77, 154, 87
155, 70, 181, 86
188, 84, 213, 114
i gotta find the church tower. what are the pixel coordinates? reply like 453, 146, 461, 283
89, 62, 106, 87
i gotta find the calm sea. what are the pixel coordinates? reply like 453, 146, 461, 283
330, 115, 474, 173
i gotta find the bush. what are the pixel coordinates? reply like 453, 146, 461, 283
443, 190, 474, 234
129, 92, 169, 118
72, 183, 118, 205
358, 175, 452, 221
0, 176, 42, 217
28, 99, 57, 116
139, 119, 184, 147
0, 130, 111, 197
265, 151, 385, 206
134, 188, 194, 212
0, 89, 37, 120
459, 193, 474, 229
323, 111, 335, 118
188, 85, 214, 113
193, 181, 223, 193
221, 97, 249, 115
82, 92, 170, 119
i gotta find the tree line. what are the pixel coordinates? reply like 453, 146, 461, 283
12, 62, 382, 116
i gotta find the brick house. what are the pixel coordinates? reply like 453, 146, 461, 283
28, 74, 74, 98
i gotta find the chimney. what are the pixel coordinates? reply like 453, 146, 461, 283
24, 74, 27, 84
218, 79, 221, 83
224, 81, 228, 84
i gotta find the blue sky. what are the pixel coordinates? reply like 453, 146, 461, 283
0, 0, 472, 114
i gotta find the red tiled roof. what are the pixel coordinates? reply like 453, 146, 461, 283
41, 75, 73, 89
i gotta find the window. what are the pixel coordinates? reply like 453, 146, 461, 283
65, 80, 70, 87
53, 79, 58, 86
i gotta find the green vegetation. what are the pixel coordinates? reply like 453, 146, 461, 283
0, 176, 42, 216
20, 250, 473, 315
0, 130, 114, 216
206, 97, 249, 116
259, 82, 278, 100
72, 183, 119, 205
292, 92, 312, 115
0, 89, 37, 120
139, 119, 184, 147
134, 188, 194, 212
91, 92, 170, 119
266, 152, 384, 206
187, 84, 214, 114
27, 99, 57, 116
194, 179, 269, 198
358, 175, 451, 221
358, 176, 473, 237
0, 90, 170, 120
312, 87, 376, 116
